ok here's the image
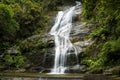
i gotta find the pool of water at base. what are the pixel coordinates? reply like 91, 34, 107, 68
0, 73, 111, 80
0, 77, 83, 80
0, 76, 111, 80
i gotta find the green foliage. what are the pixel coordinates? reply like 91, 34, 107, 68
0, 0, 16, 4
13, 55, 25, 68
82, 0, 120, 69
0, 3, 19, 52
90, 27, 106, 40
4, 55, 14, 65
4, 54, 25, 69
19, 39, 43, 55
84, 38, 120, 69
99, 38, 120, 66
9, 0, 47, 38
82, 0, 98, 19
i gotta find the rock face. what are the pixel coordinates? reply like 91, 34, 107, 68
40, 5, 93, 73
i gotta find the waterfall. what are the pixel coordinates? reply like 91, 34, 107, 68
49, 2, 81, 74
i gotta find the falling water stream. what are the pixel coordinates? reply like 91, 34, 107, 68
50, 2, 81, 74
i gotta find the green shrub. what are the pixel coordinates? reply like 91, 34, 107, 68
97, 38, 120, 66
4, 54, 25, 69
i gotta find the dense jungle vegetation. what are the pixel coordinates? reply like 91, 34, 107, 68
82, 0, 120, 73
0, 0, 120, 75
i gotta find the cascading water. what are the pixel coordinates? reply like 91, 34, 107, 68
49, 2, 81, 74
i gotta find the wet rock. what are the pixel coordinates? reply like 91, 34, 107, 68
71, 22, 89, 37
74, 40, 94, 47
65, 65, 87, 73
42, 55, 54, 68
40, 68, 52, 73
28, 66, 44, 73
27, 35, 41, 41
70, 22, 92, 43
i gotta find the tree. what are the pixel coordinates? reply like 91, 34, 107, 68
0, 3, 19, 52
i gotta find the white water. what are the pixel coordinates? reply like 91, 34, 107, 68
49, 2, 81, 74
